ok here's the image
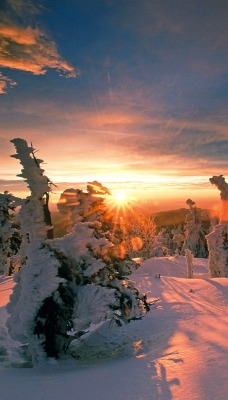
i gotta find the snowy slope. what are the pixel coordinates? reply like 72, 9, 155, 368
1, 256, 228, 400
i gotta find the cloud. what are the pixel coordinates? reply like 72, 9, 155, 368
0, 0, 78, 93
0, 71, 16, 93
0, 77, 227, 181
0, 26, 77, 76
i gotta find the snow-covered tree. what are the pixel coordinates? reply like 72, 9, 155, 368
150, 228, 169, 257
0, 191, 22, 274
125, 214, 156, 259
6, 139, 62, 363
125, 214, 173, 259
171, 225, 185, 255
47, 221, 149, 354
58, 182, 126, 255
182, 199, 208, 258
7, 138, 149, 364
57, 181, 111, 229
206, 175, 228, 277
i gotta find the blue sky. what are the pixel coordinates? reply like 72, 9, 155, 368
0, 0, 227, 210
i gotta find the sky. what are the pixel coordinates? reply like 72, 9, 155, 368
0, 0, 227, 212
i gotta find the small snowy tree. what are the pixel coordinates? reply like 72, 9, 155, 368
125, 214, 157, 259
206, 175, 228, 277
7, 138, 150, 364
182, 199, 208, 258
150, 228, 169, 257
171, 225, 185, 255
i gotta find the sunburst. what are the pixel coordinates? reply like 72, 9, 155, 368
113, 189, 127, 204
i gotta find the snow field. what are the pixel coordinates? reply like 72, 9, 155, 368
1, 256, 228, 400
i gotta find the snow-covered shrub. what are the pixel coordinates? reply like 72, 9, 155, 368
7, 138, 150, 364
206, 175, 228, 277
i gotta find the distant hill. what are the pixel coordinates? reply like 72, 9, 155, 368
153, 207, 218, 230
153, 208, 189, 228
51, 207, 218, 238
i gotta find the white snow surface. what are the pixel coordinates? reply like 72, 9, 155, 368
1, 256, 228, 400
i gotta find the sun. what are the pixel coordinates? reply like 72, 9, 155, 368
113, 189, 127, 204
115, 190, 126, 202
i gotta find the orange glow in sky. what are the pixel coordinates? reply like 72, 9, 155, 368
0, 1, 227, 214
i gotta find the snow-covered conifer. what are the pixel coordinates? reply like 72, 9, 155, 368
6, 139, 64, 363
49, 222, 149, 346
151, 228, 169, 257
7, 139, 149, 364
171, 225, 185, 255
182, 199, 208, 258
206, 175, 228, 277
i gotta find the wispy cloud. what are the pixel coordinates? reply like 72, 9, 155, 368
0, 0, 78, 93
0, 71, 16, 94
1, 93, 227, 180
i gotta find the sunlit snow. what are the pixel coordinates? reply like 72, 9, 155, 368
1, 256, 228, 400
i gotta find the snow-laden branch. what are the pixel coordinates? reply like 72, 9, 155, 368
11, 138, 53, 241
